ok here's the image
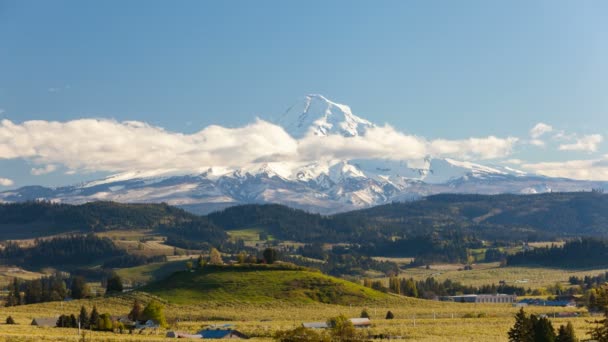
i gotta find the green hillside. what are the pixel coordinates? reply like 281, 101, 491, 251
142, 264, 390, 305
0, 201, 227, 244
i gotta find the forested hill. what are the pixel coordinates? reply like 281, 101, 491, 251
207, 192, 608, 242
0, 201, 226, 243
3, 192, 608, 243
340, 192, 608, 237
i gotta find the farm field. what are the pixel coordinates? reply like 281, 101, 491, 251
0, 293, 594, 341
392, 262, 608, 289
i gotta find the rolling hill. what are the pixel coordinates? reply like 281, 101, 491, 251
142, 264, 390, 305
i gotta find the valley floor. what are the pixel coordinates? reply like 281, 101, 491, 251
0, 293, 595, 341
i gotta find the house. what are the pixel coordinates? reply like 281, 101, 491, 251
350, 318, 371, 328
302, 318, 371, 329
31, 317, 58, 327
135, 319, 160, 329
442, 294, 517, 304
198, 329, 249, 339
517, 298, 576, 307
166, 331, 203, 338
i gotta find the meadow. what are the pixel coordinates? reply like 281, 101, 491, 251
385, 262, 608, 290
0, 293, 595, 341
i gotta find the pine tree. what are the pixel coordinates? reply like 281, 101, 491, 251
508, 308, 533, 342
5, 316, 16, 324
556, 322, 578, 342
360, 309, 370, 318
79, 306, 89, 329
128, 300, 144, 322
532, 315, 556, 342
588, 308, 608, 342
263, 248, 278, 264
70, 314, 78, 328
385, 311, 395, 319
89, 305, 100, 330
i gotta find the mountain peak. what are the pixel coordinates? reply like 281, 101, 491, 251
278, 95, 375, 139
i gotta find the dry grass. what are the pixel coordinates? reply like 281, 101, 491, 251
0, 291, 594, 341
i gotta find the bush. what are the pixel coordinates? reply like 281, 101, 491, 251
385, 311, 394, 319
274, 326, 330, 342
5, 316, 16, 324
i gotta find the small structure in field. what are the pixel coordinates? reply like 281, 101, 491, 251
442, 294, 517, 304
135, 319, 160, 329
198, 329, 249, 339
31, 317, 58, 327
303, 318, 371, 329
350, 318, 371, 328
166, 331, 203, 338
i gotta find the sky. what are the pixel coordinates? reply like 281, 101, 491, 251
1, 0, 607, 188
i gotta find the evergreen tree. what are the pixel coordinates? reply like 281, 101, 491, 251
70, 314, 78, 328
105, 273, 123, 294
556, 322, 577, 342
508, 308, 533, 342
588, 308, 608, 342
263, 248, 278, 264
89, 305, 100, 330
128, 300, 144, 322
5, 316, 16, 324
532, 315, 556, 342
385, 311, 394, 319
79, 306, 89, 329
360, 309, 370, 318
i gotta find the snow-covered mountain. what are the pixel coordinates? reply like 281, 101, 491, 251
278, 94, 375, 138
2, 95, 606, 214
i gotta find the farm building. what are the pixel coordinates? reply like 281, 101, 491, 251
135, 319, 160, 329
517, 298, 576, 307
302, 318, 371, 329
166, 331, 203, 338
442, 294, 517, 303
350, 318, 371, 327
31, 317, 57, 327
198, 329, 249, 339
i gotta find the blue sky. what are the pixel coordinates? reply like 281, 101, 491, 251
1, 0, 607, 188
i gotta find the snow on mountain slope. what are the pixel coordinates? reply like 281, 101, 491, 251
278, 94, 375, 138
1, 94, 605, 214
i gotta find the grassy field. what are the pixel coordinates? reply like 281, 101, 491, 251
0, 291, 594, 341
142, 264, 390, 305
391, 262, 608, 289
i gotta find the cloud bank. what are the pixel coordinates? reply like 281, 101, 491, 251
558, 134, 603, 152
0, 118, 517, 177
0, 177, 13, 186
523, 155, 608, 181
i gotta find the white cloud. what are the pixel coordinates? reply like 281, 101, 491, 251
501, 159, 523, 165
530, 123, 553, 139
530, 139, 546, 147
523, 156, 608, 181
0, 177, 13, 186
0, 119, 518, 178
558, 134, 603, 152
31, 164, 57, 176
297, 125, 517, 162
